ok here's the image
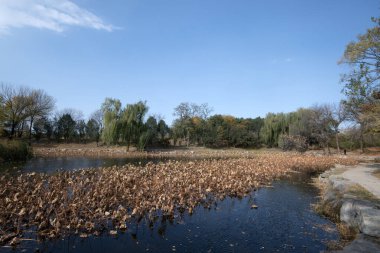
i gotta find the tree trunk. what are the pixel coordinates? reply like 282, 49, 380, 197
360, 125, 364, 153
10, 121, 16, 139
18, 121, 24, 138
335, 133, 340, 153
186, 130, 189, 147
360, 134, 364, 153
29, 117, 34, 145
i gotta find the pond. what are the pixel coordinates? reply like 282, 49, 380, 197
2, 157, 202, 174
0, 158, 340, 252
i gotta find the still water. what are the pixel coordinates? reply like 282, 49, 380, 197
4, 157, 196, 174
1, 158, 339, 253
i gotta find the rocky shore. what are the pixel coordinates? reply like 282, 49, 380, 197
316, 163, 380, 252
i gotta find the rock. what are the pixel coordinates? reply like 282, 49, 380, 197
334, 234, 380, 253
340, 200, 360, 227
340, 199, 380, 237
342, 193, 359, 200
319, 165, 380, 252
324, 190, 338, 202
358, 204, 380, 237
331, 178, 353, 192
320, 172, 329, 178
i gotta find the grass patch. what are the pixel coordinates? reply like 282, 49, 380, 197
330, 167, 349, 175
347, 184, 379, 201
314, 200, 357, 249
336, 222, 358, 241
314, 201, 340, 222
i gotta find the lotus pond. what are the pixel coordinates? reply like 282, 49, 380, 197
0, 154, 356, 252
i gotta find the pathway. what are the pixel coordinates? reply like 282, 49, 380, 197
341, 163, 380, 199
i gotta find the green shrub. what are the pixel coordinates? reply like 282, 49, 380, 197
0, 140, 32, 162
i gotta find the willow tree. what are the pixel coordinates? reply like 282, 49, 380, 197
101, 98, 122, 146
288, 108, 314, 144
121, 101, 148, 151
261, 113, 290, 147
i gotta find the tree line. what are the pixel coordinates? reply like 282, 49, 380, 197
0, 86, 377, 152
0, 16, 378, 152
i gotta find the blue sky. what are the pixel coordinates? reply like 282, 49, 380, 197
0, 0, 379, 124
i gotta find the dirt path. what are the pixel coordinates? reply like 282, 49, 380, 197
341, 163, 380, 199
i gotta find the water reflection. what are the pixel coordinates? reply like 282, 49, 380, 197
1, 156, 218, 174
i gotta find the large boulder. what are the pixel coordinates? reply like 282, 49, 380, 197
340, 199, 380, 237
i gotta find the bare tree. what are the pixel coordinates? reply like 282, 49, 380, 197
0, 84, 32, 139
197, 103, 213, 120
25, 89, 55, 143
90, 109, 104, 132
330, 102, 348, 153
310, 104, 335, 154
89, 109, 104, 146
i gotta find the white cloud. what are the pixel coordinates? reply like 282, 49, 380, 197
0, 0, 115, 35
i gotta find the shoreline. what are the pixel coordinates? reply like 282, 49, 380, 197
31, 143, 378, 159
32, 145, 277, 159
314, 163, 380, 252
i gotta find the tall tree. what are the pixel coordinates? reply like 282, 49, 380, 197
33, 117, 52, 141
330, 102, 348, 152
121, 101, 148, 151
145, 116, 158, 145
172, 102, 212, 146
340, 17, 380, 151
310, 105, 335, 154
57, 114, 76, 142
288, 108, 315, 145
90, 109, 103, 134
25, 89, 55, 144
157, 119, 170, 144
86, 118, 101, 145
76, 119, 87, 143
261, 113, 289, 147
0, 84, 31, 138
101, 98, 122, 145
339, 17, 380, 79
